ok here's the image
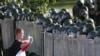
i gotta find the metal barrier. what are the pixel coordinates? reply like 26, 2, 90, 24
1, 20, 14, 49
44, 32, 54, 56
44, 32, 100, 56
1, 20, 100, 56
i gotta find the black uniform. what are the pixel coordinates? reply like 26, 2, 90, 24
4, 40, 22, 56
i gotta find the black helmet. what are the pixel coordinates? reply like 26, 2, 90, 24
77, 0, 85, 7
82, 23, 95, 35
79, 9, 88, 21
97, 30, 100, 37
68, 26, 79, 38
85, 18, 94, 24
96, 26, 100, 31
63, 19, 73, 26
44, 23, 54, 33
87, 30, 97, 39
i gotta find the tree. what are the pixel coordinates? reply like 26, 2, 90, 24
5, 0, 56, 13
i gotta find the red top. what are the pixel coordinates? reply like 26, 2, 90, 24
21, 42, 30, 51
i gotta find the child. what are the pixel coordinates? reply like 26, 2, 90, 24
16, 36, 33, 56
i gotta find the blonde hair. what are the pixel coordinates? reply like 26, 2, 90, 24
15, 28, 24, 35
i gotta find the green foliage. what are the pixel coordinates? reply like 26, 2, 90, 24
0, 0, 4, 2
49, 0, 56, 5
57, 0, 75, 2
4, 0, 56, 13
27, 0, 56, 13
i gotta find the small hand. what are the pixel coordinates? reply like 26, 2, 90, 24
28, 36, 33, 43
